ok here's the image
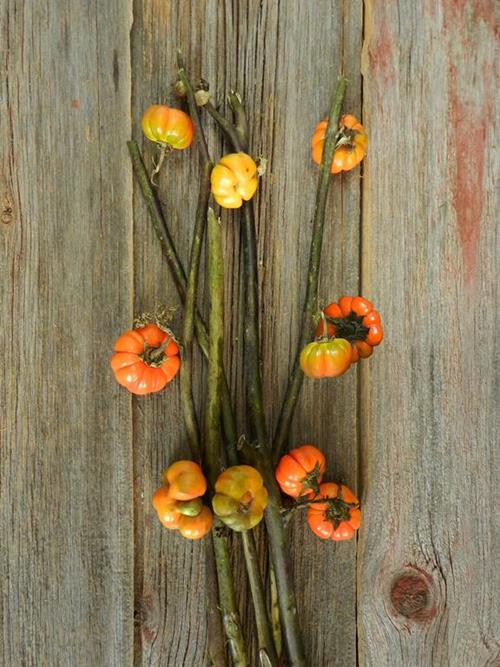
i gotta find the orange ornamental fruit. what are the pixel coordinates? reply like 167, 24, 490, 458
163, 460, 207, 501
178, 506, 214, 540
275, 445, 326, 498
307, 482, 360, 541
142, 104, 194, 149
212, 465, 268, 531
211, 153, 258, 208
152, 486, 182, 530
111, 324, 180, 395
311, 114, 367, 174
299, 338, 352, 379
316, 296, 383, 363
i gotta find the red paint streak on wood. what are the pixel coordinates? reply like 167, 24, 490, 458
448, 65, 489, 284
71, 99, 80, 108
443, 0, 498, 35
368, 21, 394, 83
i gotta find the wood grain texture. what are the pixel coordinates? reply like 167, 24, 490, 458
0, 1, 134, 665
131, 1, 362, 665
358, 1, 500, 666
3, 1, 498, 666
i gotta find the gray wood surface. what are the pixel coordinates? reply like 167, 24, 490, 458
358, 1, 500, 666
0, 1, 134, 665
1, 1, 498, 666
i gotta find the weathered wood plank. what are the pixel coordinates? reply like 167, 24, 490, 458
0, 1, 134, 665
131, 1, 362, 665
358, 1, 499, 665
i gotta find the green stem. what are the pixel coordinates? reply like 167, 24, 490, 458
127, 140, 236, 450
177, 52, 212, 460
210, 97, 306, 666
176, 56, 227, 667
205, 101, 244, 151
204, 535, 229, 667
206, 207, 248, 666
241, 531, 279, 666
273, 77, 347, 461
131, 95, 276, 667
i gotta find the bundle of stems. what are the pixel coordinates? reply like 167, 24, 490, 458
128, 54, 346, 666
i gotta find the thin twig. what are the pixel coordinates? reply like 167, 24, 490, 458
127, 140, 236, 449
208, 95, 307, 666
273, 77, 347, 461
206, 207, 248, 666
176, 52, 212, 459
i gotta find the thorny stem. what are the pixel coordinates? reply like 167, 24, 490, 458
273, 77, 347, 461
205, 207, 248, 666
176, 52, 212, 461
210, 95, 307, 666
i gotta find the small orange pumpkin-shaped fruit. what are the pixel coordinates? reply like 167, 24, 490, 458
299, 338, 352, 379
211, 153, 258, 208
316, 296, 383, 363
307, 483, 360, 541
163, 460, 207, 501
111, 324, 180, 395
311, 114, 367, 174
142, 104, 194, 149
275, 445, 326, 498
178, 506, 214, 540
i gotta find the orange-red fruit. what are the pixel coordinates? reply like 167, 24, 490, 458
275, 445, 326, 498
111, 324, 180, 395
307, 482, 360, 541
316, 296, 383, 363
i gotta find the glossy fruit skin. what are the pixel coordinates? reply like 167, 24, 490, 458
211, 153, 258, 209
212, 465, 268, 531
164, 460, 207, 501
178, 506, 214, 540
312, 114, 368, 174
152, 487, 212, 538
307, 482, 360, 541
142, 105, 194, 149
300, 338, 352, 379
275, 445, 326, 498
316, 296, 383, 363
111, 324, 180, 395
152, 486, 182, 529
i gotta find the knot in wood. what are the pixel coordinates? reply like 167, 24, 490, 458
1, 205, 13, 224
390, 573, 432, 621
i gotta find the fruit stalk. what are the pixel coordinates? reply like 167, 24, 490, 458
273, 77, 347, 460
210, 92, 307, 666
176, 52, 212, 460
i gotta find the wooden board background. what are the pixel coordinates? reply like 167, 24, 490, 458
1, 1, 498, 665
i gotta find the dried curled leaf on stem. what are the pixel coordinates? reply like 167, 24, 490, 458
273, 77, 347, 461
